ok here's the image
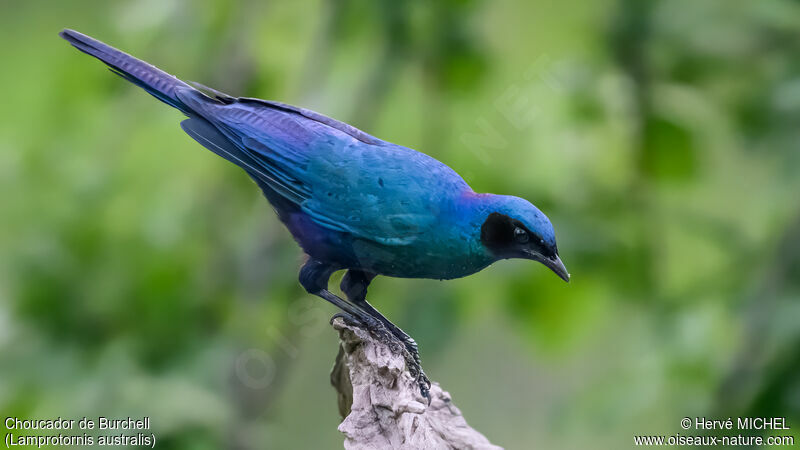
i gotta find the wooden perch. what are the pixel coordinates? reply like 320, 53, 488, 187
330, 318, 502, 450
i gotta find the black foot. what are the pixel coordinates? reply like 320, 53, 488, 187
411, 361, 431, 403
368, 326, 431, 401
330, 311, 359, 327
332, 313, 431, 401
393, 335, 429, 401
332, 311, 404, 355
372, 330, 430, 401
339, 270, 431, 401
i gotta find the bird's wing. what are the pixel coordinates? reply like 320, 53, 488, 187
295, 142, 448, 245
178, 91, 455, 245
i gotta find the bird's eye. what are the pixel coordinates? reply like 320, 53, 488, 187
513, 227, 529, 243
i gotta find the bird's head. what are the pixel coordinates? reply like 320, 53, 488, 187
478, 194, 569, 282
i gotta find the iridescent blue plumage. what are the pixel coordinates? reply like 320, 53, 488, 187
61, 29, 568, 398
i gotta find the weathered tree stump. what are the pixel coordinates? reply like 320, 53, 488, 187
330, 317, 502, 450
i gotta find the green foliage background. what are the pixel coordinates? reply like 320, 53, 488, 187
1, 0, 799, 448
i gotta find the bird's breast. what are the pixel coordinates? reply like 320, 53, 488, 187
348, 225, 493, 280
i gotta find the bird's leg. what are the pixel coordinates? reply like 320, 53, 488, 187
355, 298, 431, 401
340, 270, 419, 355
341, 269, 431, 400
299, 260, 401, 354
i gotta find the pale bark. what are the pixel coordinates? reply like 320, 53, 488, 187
330, 318, 502, 450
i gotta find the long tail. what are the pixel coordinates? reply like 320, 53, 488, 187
59, 29, 196, 114
59, 29, 287, 197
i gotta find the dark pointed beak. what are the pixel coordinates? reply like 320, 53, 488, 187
544, 254, 570, 282
524, 250, 570, 282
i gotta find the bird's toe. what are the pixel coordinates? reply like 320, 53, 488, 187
330, 311, 360, 327
417, 371, 432, 404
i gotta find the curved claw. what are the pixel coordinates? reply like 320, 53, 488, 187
399, 347, 430, 402
404, 339, 421, 366
333, 308, 430, 401
417, 371, 432, 404
330, 311, 359, 326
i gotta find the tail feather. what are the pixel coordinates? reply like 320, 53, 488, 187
59, 29, 195, 113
